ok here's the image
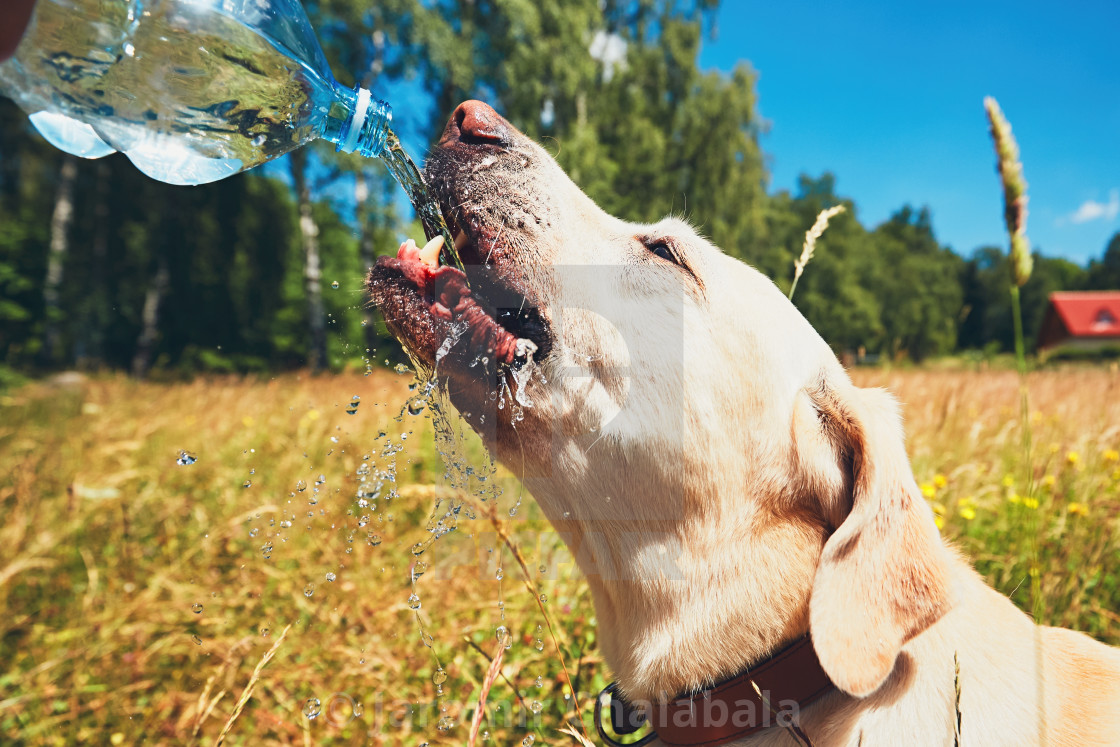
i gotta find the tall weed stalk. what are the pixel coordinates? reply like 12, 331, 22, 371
984, 97, 1043, 621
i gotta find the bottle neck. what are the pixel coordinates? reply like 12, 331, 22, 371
327, 84, 392, 158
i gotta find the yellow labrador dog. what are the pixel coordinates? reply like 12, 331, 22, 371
368, 101, 1120, 746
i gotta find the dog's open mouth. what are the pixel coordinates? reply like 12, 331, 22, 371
367, 222, 551, 375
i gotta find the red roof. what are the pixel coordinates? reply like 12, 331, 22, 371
1047, 292, 1120, 338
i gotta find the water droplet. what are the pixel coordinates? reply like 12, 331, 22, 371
407, 593, 421, 609
304, 583, 315, 597
407, 396, 426, 415
534, 638, 544, 651
191, 603, 203, 614
437, 716, 454, 731
123, 42, 136, 57
252, 133, 266, 147
522, 735, 536, 745
176, 450, 197, 466
412, 542, 426, 556
260, 542, 273, 559
331, 280, 340, 289
346, 395, 361, 415
432, 668, 447, 685
535, 676, 543, 688
538, 594, 548, 604
260, 627, 270, 637
495, 625, 512, 649
243, 480, 252, 488
367, 533, 381, 546
530, 701, 543, 714
296, 480, 307, 492
192, 634, 202, 646
303, 698, 321, 719
413, 560, 428, 577
495, 567, 504, 580
325, 572, 336, 582
249, 527, 259, 537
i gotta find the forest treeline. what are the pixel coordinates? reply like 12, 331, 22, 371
1, 0, 1118, 377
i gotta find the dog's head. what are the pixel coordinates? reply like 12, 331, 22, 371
368, 101, 952, 700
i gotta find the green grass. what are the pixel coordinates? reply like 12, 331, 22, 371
0, 367, 1117, 745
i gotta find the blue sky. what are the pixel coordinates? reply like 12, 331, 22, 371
698, 0, 1120, 264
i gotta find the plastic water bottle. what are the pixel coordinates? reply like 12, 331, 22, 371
0, 0, 392, 185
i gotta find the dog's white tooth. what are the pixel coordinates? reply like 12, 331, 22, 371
514, 338, 538, 360
454, 229, 469, 251
419, 235, 444, 267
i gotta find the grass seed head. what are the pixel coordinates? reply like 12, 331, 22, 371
984, 96, 1033, 287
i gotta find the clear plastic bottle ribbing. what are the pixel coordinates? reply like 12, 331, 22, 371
0, 0, 391, 185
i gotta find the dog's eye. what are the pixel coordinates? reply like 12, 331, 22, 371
639, 235, 700, 287
645, 239, 680, 264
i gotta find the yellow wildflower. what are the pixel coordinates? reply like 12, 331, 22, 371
959, 506, 976, 521
934, 515, 945, 530
1103, 448, 1119, 463
1066, 450, 1080, 466
920, 482, 937, 499
1001, 474, 1015, 488
1067, 502, 1089, 517
1007, 492, 1022, 505
1041, 475, 1056, 490
933, 474, 948, 489
1023, 496, 1039, 510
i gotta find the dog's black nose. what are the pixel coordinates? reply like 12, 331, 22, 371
439, 100, 512, 148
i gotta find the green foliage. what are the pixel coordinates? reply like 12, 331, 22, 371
1085, 232, 1120, 290
959, 247, 1088, 353
0, 2, 1116, 375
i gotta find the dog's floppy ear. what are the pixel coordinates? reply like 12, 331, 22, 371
808, 382, 953, 697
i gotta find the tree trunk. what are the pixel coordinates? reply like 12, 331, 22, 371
131, 257, 169, 378
290, 148, 327, 371
354, 168, 379, 353
77, 159, 111, 368
41, 156, 77, 365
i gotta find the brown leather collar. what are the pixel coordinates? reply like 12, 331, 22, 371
595, 635, 835, 746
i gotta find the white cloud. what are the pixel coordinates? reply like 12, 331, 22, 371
1069, 189, 1120, 224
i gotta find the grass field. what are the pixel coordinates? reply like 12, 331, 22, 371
1, 366, 1118, 745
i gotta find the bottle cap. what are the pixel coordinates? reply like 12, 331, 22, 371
339, 86, 372, 154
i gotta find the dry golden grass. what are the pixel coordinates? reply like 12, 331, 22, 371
0, 366, 1117, 745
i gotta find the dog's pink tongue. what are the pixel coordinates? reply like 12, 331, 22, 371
393, 241, 518, 365
431, 267, 518, 364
